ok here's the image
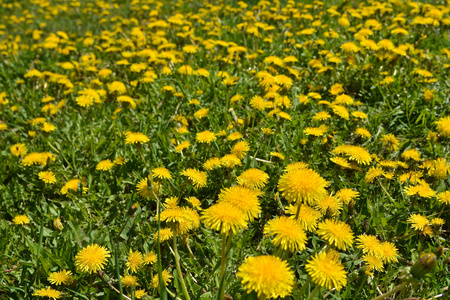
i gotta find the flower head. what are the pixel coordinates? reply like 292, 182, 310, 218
306, 250, 347, 290
96, 159, 115, 171
33, 287, 62, 299
264, 216, 307, 251
218, 186, 261, 221
316, 219, 354, 250
151, 270, 172, 288
75, 244, 111, 273
237, 255, 295, 298
152, 167, 172, 180
10, 143, 28, 157
124, 131, 150, 144
126, 250, 144, 273
48, 270, 73, 285
196, 130, 216, 143
136, 176, 161, 199
201, 202, 248, 235
181, 168, 207, 189
436, 116, 450, 137
408, 214, 429, 231
236, 168, 269, 190
38, 171, 57, 184
356, 234, 381, 256
13, 214, 30, 225
278, 168, 328, 204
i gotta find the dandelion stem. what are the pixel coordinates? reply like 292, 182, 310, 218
295, 277, 311, 300
306, 284, 320, 300
372, 282, 407, 300
173, 235, 191, 300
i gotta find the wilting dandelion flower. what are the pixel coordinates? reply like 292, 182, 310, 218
316, 219, 354, 250
48, 270, 73, 285
278, 168, 328, 204
306, 250, 347, 290
264, 216, 307, 251
75, 244, 110, 273
237, 255, 295, 298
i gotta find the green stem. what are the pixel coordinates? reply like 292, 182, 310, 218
372, 282, 407, 300
295, 277, 311, 300
306, 285, 320, 300
219, 232, 233, 300
353, 274, 367, 298
173, 235, 191, 300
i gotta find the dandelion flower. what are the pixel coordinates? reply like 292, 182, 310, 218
231, 141, 250, 159
126, 250, 144, 273
152, 167, 172, 180
408, 214, 429, 231
401, 149, 421, 161
436, 116, 450, 137
315, 194, 343, 216
330, 156, 351, 168
13, 214, 30, 225
153, 228, 173, 243
175, 140, 191, 153
136, 175, 161, 199
220, 154, 242, 168
96, 159, 115, 171
363, 254, 384, 272
356, 234, 381, 256
33, 287, 62, 299
143, 251, 157, 265
306, 250, 347, 290
237, 255, 295, 298
236, 168, 269, 189
194, 108, 209, 119
380, 134, 400, 152
204, 157, 221, 170
437, 191, 450, 205
332, 145, 372, 165
379, 241, 399, 263
355, 128, 371, 138
10, 143, 28, 157
48, 270, 73, 285
312, 111, 331, 121
201, 202, 248, 235
264, 216, 307, 251
151, 270, 172, 288
196, 130, 216, 143
286, 204, 322, 231
74, 244, 110, 273
278, 168, 328, 204
335, 188, 359, 205
218, 186, 262, 221
121, 275, 139, 287
316, 219, 354, 250
124, 131, 150, 144
181, 168, 207, 189
75, 95, 94, 107
365, 167, 384, 183
38, 171, 57, 184
134, 289, 148, 299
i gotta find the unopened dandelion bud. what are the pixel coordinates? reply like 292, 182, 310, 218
410, 253, 437, 279
53, 217, 63, 230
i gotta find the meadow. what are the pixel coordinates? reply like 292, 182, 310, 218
0, 0, 449, 299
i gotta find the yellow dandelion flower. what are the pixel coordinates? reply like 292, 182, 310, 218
335, 188, 359, 205
250, 95, 266, 111
332, 145, 372, 165
428, 158, 449, 179
60, 179, 87, 195
196, 130, 216, 143
304, 125, 328, 136
96, 159, 115, 171
312, 111, 331, 121
365, 167, 384, 183
124, 131, 150, 144
437, 191, 450, 205
264, 216, 307, 251
143, 251, 157, 265
10, 143, 28, 157
278, 168, 328, 204
379, 241, 399, 264
237, 255, 295, 298
231, 141, 250, 159
436, 116, 450, 137
401, 149, 421, 161
136, 176, 161, 199
13, 214, 30, 225
306, 250, 347, 290
108, 81, 127, 94
201, 202, 248, 235
151, 270, 172, 288
218, 186, 262, 222
75, 95, 94, 107
175, 140, 191, 153
204, 157, 221, 170
126, 250, 144, 273
181, 168, 207, 189
356, 234, 381, 256
186, 196, 202, 209
33, 287, 62, 299
316, 219, 354, 250
48, 270, 73, 285
286, 203, 322, 232
153, 228, 173, 243
363, 254, 384, 272
134, 289, 147, 299
220, 154, 242, 168
236, 168, 269, 190
152, 167, 172, 180
315, 194, 343, 216
75, 244, 110, 273
121, 275, 139, 287
194, 108, 209, 119
408, 214, 429, 231
380, 134, 400, 152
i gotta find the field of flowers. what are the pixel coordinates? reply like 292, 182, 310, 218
1, 0, 449, 299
